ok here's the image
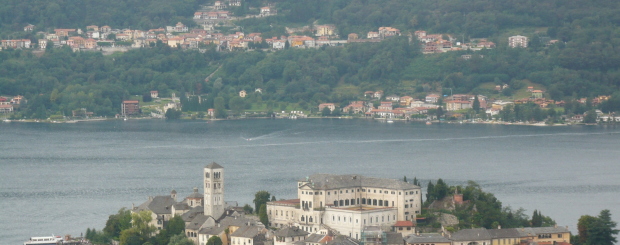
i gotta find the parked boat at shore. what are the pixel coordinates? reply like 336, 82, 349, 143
24, 235, 63, 245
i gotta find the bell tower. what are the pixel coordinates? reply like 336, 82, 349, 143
204, 162, 224, 218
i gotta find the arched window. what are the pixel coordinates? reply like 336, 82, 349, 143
373, 199, 377, 205
362, 198, 366, 204
334, 200, 338, 206
345, 199, 350, 206
378, 200, 383, 206
309, 216, 313, 222
339, 200, 344, 206
384, 200, 389, 206
351, 199, 355, 205
205, 172, 210, 178
301, 216, 305, 221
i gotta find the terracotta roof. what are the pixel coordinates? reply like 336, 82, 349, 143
393, 221, 414, 227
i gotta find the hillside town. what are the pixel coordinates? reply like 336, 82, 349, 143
1, 0, 538, 54
0, 0, 404, 53
116, 163, 573, 245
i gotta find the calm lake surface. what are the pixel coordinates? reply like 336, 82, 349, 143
1, 119, 619, 244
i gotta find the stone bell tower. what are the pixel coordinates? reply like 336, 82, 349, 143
204, 162, 224, 218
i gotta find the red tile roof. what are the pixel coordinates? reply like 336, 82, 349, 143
393, 221, 415, 227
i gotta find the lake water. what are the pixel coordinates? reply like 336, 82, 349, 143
1, 119, 619, 244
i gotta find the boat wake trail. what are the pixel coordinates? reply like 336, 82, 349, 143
195, 131, 620, 150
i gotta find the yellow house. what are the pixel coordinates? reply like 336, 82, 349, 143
488, 228, 522, 245
315, 25, 336, 36
239, 90, 247, 98
518, 227, 571, 244
167, 37, 184, 47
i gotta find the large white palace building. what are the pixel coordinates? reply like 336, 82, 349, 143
267, 174, 422, 240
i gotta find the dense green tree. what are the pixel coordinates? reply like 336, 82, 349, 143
168, 234, 194, 245
321, 107, 331, 117
584, 110, 598, 123
578, 215, 599, 244
214, 97, 227, 119
243, 204, 254, 214
586, 210, 618, 245
425, 181, 435, 205
143, 93, 152, 102
259, 204, 269, 227
166, 108, 182, 119
103, 208, 132, 240
167, 215, 185, 236
229, 96, 245, 115
253, 190, 271, 213
206, 236, 223, 245
473, 95, 480, 113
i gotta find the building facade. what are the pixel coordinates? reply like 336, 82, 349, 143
267, 174, 422, 240
508, 35, 528, 48
204, 162, 225, 219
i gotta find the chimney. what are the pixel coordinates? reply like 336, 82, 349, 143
498, 225, 501, 229
554, 224, 558, 228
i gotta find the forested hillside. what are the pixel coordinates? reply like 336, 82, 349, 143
0, 0, 203, 38
2, 0, 620, 118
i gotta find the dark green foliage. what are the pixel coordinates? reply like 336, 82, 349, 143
584, 110, 598, 123
499, 103, 550, 122
1, 0, 620, 119
575, 210, 618, 245
85, 228, 111, 245
206, 236, 223, 245
243, 204, 254, 214
473, 95, 480, 113
321, 107, 331, 117
532, 210, 542, 227
0, 47, 219, 118
167, 215, 185, 236
253, 190, 271, 213
165, 108, 182, 119
169, 234, 194, 245
259, 204, 269, 227
425, 181, 434, 205
103, 208, 132, 240
0, 0, 200, 37
424, 180, 554, 230
142, 93, 152, 103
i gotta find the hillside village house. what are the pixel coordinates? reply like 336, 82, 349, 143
318, 103, 336, 112
425, 94, 440, 103
260, 7, 272, 17
121, 100, 140, 116
509, 35, 528, 48
267, 174, 422, 240
315, 25, 337, 37
24, 24, 35, 32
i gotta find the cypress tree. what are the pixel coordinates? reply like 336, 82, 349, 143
259, 204, 269, 227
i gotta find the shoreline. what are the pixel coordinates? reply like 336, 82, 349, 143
1, 116, 599, 127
